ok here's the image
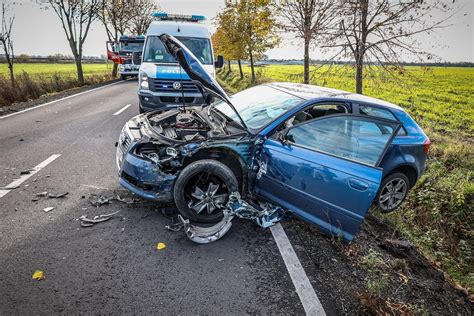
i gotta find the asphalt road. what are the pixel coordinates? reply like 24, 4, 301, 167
0, 80, 338, 314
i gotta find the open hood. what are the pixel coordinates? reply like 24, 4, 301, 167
159, 34, 248, 131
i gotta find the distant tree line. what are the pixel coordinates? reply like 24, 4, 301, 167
213, 0, 458, 94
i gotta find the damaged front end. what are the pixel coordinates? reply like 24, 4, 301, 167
173, 192, 286, 244
116, 106, 249, 202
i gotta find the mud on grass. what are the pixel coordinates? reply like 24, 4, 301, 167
283, 215, 473, 315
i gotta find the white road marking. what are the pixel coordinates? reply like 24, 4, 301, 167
271, 223, 326, 316
0, 154, 61, 199
113, 104, 132, 116
0, 81, 125, 120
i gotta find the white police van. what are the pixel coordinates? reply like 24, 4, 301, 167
134, 13, 223, 113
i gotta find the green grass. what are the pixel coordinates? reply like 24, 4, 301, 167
218, 64, 474, 292
0, 63, 112, 78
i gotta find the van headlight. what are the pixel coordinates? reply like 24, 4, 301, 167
139, 71, 149, 90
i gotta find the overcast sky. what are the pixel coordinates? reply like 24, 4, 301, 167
8, 0, 474, 62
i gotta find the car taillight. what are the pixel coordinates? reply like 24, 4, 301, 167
423, 138, 431, 155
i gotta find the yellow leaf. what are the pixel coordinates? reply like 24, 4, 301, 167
156, 242, 166, 250
32, 270, 44, 280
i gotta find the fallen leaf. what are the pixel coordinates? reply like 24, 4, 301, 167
156, 242, 166, 250
32, 270, 44, 280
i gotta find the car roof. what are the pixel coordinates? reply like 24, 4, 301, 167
147, 21, 210, 38
266, 82, 403, 111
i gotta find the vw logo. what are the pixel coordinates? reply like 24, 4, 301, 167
172, 81, 182, 90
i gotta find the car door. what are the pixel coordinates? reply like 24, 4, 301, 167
253, 114, 400, 241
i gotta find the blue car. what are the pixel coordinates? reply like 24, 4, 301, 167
116, 34, 430, 241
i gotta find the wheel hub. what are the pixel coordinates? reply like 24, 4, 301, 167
379, 178, 407, 211
188, 182, 229, 215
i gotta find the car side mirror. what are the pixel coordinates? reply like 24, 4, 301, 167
132, 51, 142, 65
214, 55, 224, 69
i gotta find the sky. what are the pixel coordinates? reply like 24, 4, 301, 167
8, 0, 474, 62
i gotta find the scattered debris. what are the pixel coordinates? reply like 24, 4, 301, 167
20, 169, 34, 175
19, 138, 24, 141
43, 207, 55, 213
48, 192, 69, 199
156, 242, 166, 250
169, 192, 286, 244
79, 211, 120, 227
89, 194, 114, 207
115, 194, 137, 204
32, 270, 45, 281
36, 191, 48, 197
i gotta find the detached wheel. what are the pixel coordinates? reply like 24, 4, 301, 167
173, 159, 238, 223
376, 172, 409, 213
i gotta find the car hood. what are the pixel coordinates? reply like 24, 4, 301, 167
159, 34, 248, 131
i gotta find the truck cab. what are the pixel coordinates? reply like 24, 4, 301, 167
136, 13, 223, 113
107, 35, 145, 80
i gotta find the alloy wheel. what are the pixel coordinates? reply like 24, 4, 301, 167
186, 172, 229, 215
378, 178, 407, 211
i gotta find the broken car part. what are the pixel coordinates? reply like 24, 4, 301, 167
168, 192, 286, 244
79, 211, 120, 227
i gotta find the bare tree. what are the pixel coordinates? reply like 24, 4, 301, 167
328, 0, 452, 94
274, 0, 337, 84
129, 0, 160, 35
45, 0, 100, 85
99, 0, 134, 77
0, 2, 15, 87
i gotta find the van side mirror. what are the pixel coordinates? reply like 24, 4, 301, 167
214, 55, 224, 69
132, 51, 142, 65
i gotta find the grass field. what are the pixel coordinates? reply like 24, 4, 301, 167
0, 63, 112, 78
218, 64, 473, 291
0, 63, 114, 108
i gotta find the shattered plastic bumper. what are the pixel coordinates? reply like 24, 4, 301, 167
117, 148, 176, 201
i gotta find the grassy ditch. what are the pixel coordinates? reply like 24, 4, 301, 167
0, 63, 115, 108
217, 64, 473, 292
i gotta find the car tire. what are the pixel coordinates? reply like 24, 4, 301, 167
173, 159, 239, 223
120, 74, 126, 80
376, 172, 410, 213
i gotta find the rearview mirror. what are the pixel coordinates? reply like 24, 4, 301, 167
214, 55, 224, 69
132, 51, 142, 65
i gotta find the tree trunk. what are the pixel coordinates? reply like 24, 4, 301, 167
238, 59, 243, 79
249, 49, 255, 82
227, 60, 231, 72
112, 63, 118, 77
75, 57, 84, 85
303, 38, 310, 84
356, 58, 363, 94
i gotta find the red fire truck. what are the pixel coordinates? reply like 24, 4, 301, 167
107, 35, 145, 80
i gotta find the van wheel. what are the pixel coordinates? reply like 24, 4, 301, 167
173, 159, 238, 223
376, 172, 409, 213
120, 74, 126, 80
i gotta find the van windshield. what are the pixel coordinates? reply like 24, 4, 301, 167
143, 36, 212, 65
119, 42, 143, 52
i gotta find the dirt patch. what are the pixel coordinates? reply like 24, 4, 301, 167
284, 214, 473, 315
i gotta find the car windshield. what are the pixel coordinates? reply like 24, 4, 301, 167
214, 85, 304, 130
144, 36, 212, 65
120, 42, 143, 52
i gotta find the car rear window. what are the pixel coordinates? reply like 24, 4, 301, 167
359, 105, 406, 135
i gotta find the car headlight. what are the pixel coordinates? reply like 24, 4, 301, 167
139, 71, 149, 90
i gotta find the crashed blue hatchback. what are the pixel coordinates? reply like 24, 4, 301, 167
116, 34, 429, 243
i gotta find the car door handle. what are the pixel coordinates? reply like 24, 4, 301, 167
348, 178, 369, 191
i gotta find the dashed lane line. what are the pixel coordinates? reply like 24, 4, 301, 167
271, 223, 326, 315
0, 154, 61, 199
113, 104, 132, 116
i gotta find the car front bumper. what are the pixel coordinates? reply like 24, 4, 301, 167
138, 90, 205, 112
116, 127, 176, 201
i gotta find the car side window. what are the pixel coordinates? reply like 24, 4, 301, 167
285, 116, 398, 166
359, 105, 407, 136
279, 103, 348, 131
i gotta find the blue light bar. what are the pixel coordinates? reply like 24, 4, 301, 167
152, 12, 206, 22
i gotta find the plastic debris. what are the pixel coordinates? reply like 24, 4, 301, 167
43, 207, 55, 213
20, 169, 34, 175
48, 192, 69, 199
116, 194, 137, 204
32, 270, 45, 280
156, 242, 167, 250
36, 191, 48, 197
0, 184, 20, 190
89, 194, 114, 207
79, 211, 120, 227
